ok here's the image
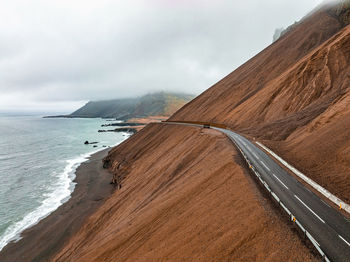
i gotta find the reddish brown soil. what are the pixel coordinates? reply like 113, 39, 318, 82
169, 4, 350, 202
126, 116, 169, 132
53, 124, 317, 261
128, 116, 168, 124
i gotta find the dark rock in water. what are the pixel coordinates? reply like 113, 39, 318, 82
98, 127, 137, 134
103, 145, 107, 147
93, 145, 98, 147
101, 122, 145, 127
84, 141, 98, 145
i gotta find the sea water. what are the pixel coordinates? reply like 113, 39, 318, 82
0, 115, 129, 251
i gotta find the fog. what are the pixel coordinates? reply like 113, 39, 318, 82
0, 0, 324, 113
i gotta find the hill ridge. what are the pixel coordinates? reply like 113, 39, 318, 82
70, 92, 194, 119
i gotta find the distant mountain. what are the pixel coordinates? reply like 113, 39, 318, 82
69, 92, 194, 119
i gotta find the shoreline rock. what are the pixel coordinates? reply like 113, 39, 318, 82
101, 122, 146, 127
84, 141, 99, 145
98, 128, 137, 134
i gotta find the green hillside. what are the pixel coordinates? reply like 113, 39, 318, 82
70, 92, 194, 119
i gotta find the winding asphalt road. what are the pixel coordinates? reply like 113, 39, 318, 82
165, 122, 350, 261
218, 128, 350, 262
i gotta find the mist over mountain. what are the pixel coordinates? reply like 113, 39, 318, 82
69, 92, 194, 119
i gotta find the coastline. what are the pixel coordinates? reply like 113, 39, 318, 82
0, 148, 115, 262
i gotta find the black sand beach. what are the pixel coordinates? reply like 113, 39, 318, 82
0, 148, 115, 262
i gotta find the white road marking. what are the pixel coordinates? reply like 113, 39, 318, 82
321, 199, 330, 208
260, 161, 270, 171
339, 235, 350, 246
252, 152, 260, 160
294, 195, 325, 223
256, 141, 350, 215
272, 174, 289, 190
314, 239, 320, 246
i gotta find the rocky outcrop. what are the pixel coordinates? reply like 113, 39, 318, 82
272, 27, 285, 42
328, 0, 350, 26
272, 22, 298, 42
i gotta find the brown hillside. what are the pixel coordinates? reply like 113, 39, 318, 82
169, 6, 343, 125
53, 124, 316, 262
169, 3, 350, 202
48, 2, 350, 261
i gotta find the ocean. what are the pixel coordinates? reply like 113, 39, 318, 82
0, 115, 129, 251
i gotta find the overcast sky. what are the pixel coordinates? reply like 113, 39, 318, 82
0, 0, 324, 113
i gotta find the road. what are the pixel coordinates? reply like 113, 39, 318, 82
165, 122, 350, 261
218, 128, 350, 262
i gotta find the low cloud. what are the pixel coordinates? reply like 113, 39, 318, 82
0, 0, 323, 112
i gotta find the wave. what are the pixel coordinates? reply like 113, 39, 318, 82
0, 142, 122, 252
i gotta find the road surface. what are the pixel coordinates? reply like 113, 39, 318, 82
217, 128, 350, 262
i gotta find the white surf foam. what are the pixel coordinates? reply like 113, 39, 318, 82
0, 146, 106, 251
0, 131, 132, 252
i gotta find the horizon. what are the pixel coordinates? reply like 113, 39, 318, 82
0, 91, 195, 115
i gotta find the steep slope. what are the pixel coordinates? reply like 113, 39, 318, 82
70, 92, 193, 119
169, 5, 343, 124
169, 2, 350, 202
41, 3, 350, 261
53, 124, 316, 262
